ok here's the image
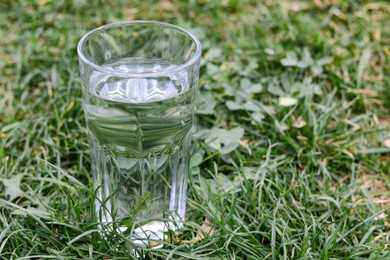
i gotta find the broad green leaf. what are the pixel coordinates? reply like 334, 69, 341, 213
258, 103, 276, 115
240, 78, 251, 89
301, 48, 314, 67
201, 127, 245, 154
194, 129, 211, 139
190, 151, 204, 168
226, 100, 241, 111
205, 48, 223, 61
264, 48, 275, 55
189, 27, 206, 40
207, 138, 222, 150
244, 83, 263, 95
12, 206, 50, 219
197, 92, 217, 115
251, 112, 265, 123
312, 83, 323, 95
296, 60, 309, 68
206, 63, 219, 75
0, 174, 26, 201
221, 82, 236, 96
290, 82, 305, 97
242, 167, 256, 180
240, 59, 259, 76
317, 56, 332, 66
243, 100, 260, 112
281, 58, 297, 66
132, 192, 153, 214
220, 141, 239, 154
311, 65, 323, 75
191, 167, 200, 176
228, 127, 244, 141
268, 83, 285, 96
217, 174, 240, 192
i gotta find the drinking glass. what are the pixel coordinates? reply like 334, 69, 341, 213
77, 21, 201, 246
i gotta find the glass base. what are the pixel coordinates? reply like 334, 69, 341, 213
131, 221, 168, 248
99, 218, 179, 249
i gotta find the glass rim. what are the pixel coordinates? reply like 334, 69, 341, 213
77, 20, 202, 78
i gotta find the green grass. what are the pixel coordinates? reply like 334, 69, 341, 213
1, 0, 389, 259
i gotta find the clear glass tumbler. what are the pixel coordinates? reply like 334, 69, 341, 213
77, 21, 201, 246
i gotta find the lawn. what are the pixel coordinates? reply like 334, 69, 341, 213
0, 0, 389, 259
